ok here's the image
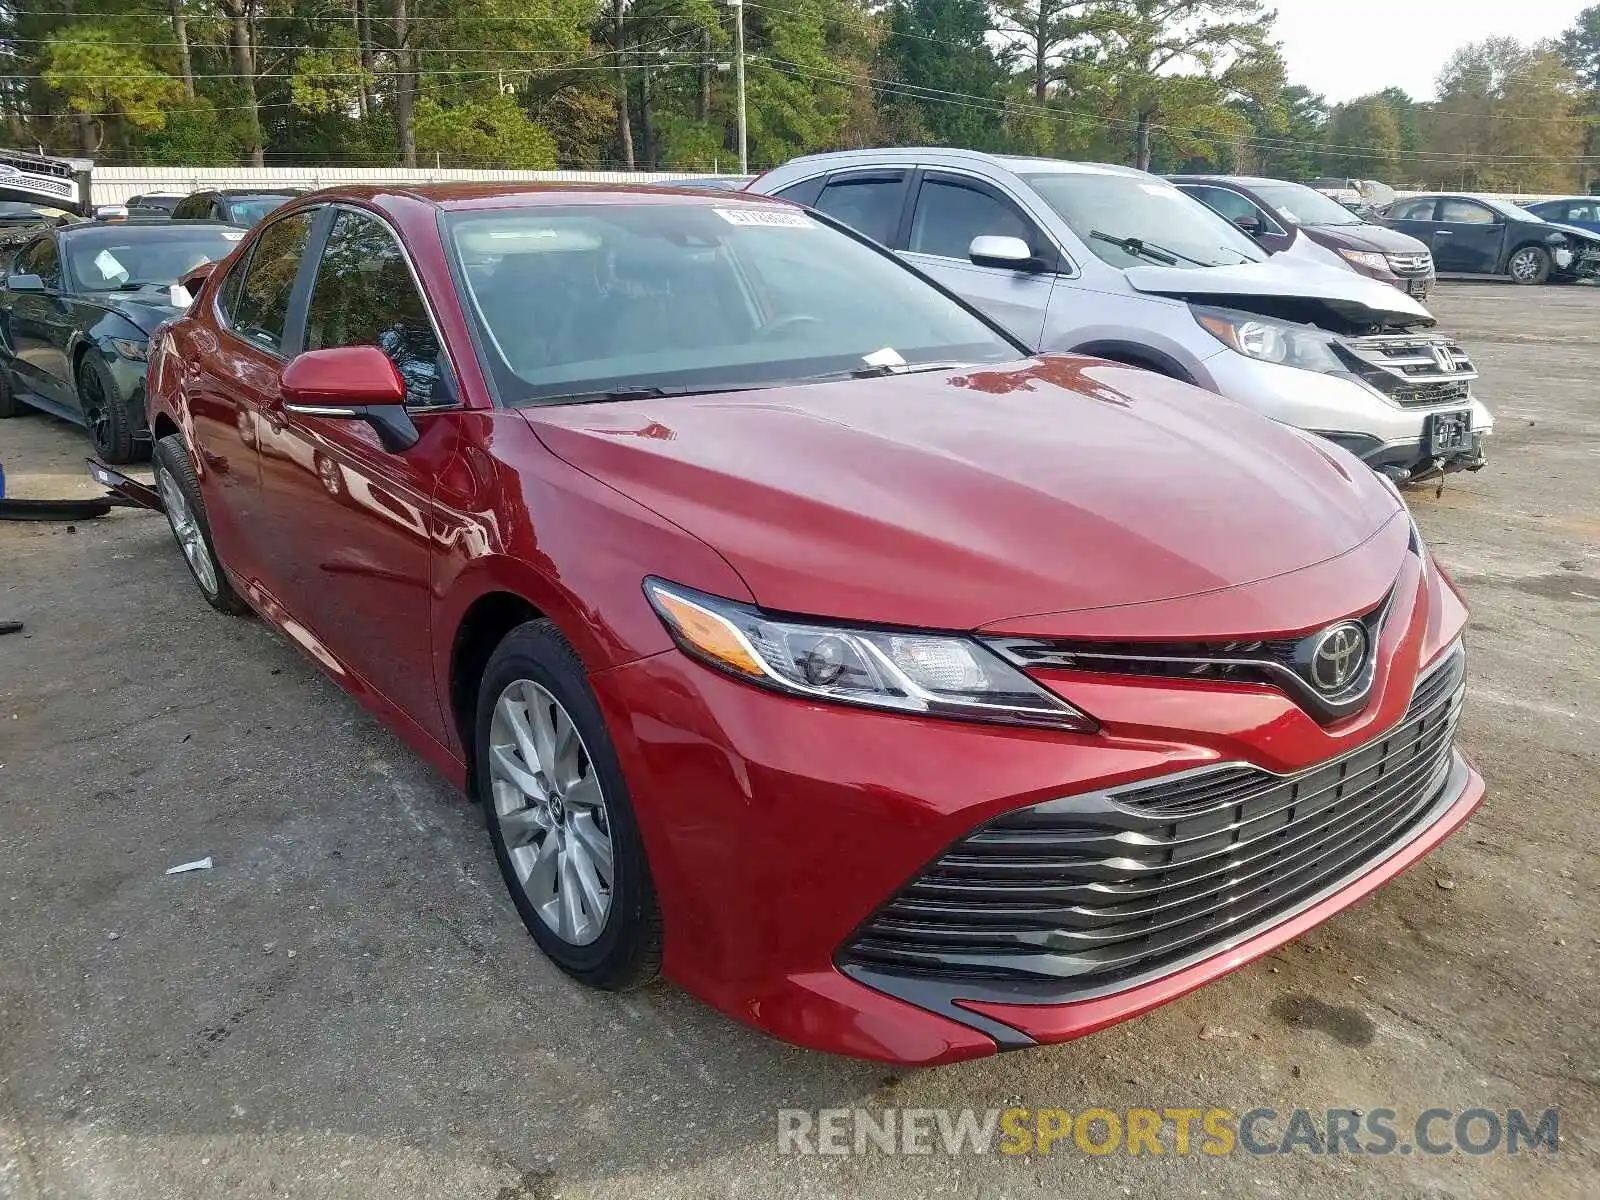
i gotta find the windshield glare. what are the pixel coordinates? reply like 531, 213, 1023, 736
66, 226, 245, 291
1021, 172, 1266, 269
1249, 182, 1364, 227
447, 204, 1020, 404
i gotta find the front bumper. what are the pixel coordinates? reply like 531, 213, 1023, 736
595, 545, 1480, 1064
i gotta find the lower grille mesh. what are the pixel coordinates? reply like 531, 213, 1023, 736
841, 645, 1467, 993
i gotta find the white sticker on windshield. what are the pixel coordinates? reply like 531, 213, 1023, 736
221, 229, 245, 241
714, 207, 816, 228
93, 249, 128, 281
1138, 184, 1182, 199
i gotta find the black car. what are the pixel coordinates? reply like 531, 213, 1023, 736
1381, 193, 1600, 284
124, 192, 185, 219
169, 188, 301, 226
0, 220, 248, 461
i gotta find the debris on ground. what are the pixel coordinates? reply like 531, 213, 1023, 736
1199, 1025, 1243, 1040
0, 621, 21, 636
164, 857, 214, 875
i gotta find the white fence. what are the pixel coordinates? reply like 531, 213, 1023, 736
89, 165, 724, 205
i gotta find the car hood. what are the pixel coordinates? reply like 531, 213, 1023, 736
525, 358, 1401, 632
1303, 223, 1430, 255
1540, 220, 1600, 246
105, 286, 187, 334
1125, 257, 1432, 328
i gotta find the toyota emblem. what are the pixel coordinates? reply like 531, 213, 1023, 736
1308, 622, 1368, 693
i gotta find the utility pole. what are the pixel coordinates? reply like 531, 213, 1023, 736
731, 0, 746, 174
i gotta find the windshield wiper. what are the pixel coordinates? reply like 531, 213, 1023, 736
797, 361, 973, 384
536, 383, 760, 405
1089, 230, 1209, 268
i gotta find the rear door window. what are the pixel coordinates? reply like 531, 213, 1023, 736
228, 211, 316, 354
813, 174, 907, 245
1388, 198, 1438, 222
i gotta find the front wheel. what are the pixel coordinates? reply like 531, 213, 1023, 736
476, 619, 662, 990
1507, 245, 1551, 285
152, 434, 249, 615
78, 355, 145, 463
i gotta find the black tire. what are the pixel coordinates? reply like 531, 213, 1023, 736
475, 619, 662, 990
78, 354, 145, 463
0, 363, 27, 418
1506, 244, 1551, 285
151, 434, 249, 616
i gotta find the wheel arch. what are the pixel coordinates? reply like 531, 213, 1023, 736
448, 589, 546, 762
1065, 339, 1197, 384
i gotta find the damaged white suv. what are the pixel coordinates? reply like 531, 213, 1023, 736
749, 149, 1492, 485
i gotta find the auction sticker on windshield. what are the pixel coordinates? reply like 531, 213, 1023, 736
714, 208, 816, 228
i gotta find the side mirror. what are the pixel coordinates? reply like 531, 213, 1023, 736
968, 234, 1039, 270
177, 260, 216, 295
6, 273, 44, 292
281, 346, 419, 453
94, 204, 129, 222
1232, 214, 1264, 236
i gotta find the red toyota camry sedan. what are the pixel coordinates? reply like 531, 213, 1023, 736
145, 184, 1484, 1064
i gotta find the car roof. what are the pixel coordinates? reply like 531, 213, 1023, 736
197, 188, 304, 198
290, 182, 806, 213
763, 147, 1150, 178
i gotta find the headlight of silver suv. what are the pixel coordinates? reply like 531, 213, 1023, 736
1192, 307, 1343, 373
644, 578, 1097, 732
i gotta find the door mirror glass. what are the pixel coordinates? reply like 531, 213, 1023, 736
968, 234, 1035, 269
1232, 213, 1264, 235
281, 346, 418, 452
6, 272, 44, 292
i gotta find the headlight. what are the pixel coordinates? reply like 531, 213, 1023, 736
109, 338, 148, 361
1192, 307, 1343, 373
644, 578, 1096, 732
1337, 248, 1389, 271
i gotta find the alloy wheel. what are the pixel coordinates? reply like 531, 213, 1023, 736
156, 466, 218, 597
1509, 249, 1541, 282
488, 679, 615, 946
81, 367, 110, 450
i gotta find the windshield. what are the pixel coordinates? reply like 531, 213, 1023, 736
1248, 182, 1364, 227
226, 195, 293, 225
446, 203, 1021, 405
65, 225, 246, 291
1020, 172, 1266, 269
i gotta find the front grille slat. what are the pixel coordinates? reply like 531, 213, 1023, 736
1337, 333, 1477, 409
841, 645, 1467, 992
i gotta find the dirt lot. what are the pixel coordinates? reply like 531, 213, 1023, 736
0, 282, 1595, 1200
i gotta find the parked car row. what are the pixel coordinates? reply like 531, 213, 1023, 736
746, 150, 1488, 485
73, 175, 1485, 1066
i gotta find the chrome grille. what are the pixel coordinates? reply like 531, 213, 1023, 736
987, 591, 1393, 725
1337, 334, 1477, 409
840, 644, 1467, 995
1384, 252, 1433, 276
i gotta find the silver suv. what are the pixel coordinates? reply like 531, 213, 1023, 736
749, 149, 1492, 484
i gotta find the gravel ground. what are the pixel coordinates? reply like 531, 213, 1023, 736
0, 281, 1595, 1199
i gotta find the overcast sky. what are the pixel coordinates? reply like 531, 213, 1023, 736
1274, 0, 1589, 103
